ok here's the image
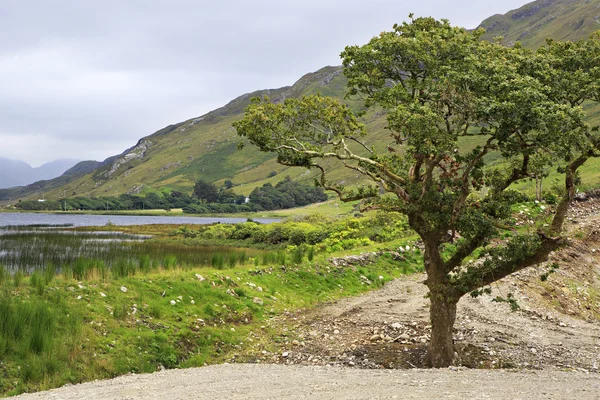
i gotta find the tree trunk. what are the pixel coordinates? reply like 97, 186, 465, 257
420, 234, 459, 368
426, 293, 458, 367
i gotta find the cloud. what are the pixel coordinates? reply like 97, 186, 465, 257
0, 0, 527, 166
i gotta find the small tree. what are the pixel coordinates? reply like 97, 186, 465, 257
235, 17, 600, 367
193, 180, 218, 203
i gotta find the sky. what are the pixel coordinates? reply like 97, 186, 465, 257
0, 0, 529, 167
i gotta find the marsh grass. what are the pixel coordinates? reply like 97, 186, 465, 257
0, 227, 265, 278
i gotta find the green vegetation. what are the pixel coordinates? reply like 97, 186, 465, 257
172, 211, 410, 252
14, 178, 327, 215
0, 212, 417, 396
235, 16, 600, 367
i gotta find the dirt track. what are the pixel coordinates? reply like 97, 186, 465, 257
11, 364, 600, 400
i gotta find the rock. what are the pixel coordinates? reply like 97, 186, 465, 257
292, 340, 300, 346
195, 274, 205, 281
253, 297, 264, 306
309, 330, 319, 337
170, 300, 176, 305
100, 292, 107, 298
120, 286, 127, 293
190, 300, 195, 305
282, 352, 289, 358
370, 334, 381, 342
396, 333, 410, 341
333, 329, 340, 335
391, 322, 402, 329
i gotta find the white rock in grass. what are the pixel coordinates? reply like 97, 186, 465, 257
120, 286, 128, 293
170, 300, 176, 306
100, 292, 107, 298
253, 297, 264, 306
195, 274, 205, 281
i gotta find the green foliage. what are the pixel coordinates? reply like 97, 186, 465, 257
541, 262, 560, 282
174, 212, 410, 252
234, 16, 600, 366
193, 180, 219, 203
492, 293, 520, 312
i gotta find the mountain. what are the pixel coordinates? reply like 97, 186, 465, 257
479, 0, 600, 47
11, 66, 358, 202
6, 0, 600, 203
0, 158, 81, 189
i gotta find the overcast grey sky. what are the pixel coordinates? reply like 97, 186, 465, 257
0, 0, 528, 166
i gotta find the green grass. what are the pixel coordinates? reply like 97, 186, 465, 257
0, 246, 417, 396
0, 213, 420, 396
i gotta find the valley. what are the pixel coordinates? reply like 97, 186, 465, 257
3, 0, 600, 398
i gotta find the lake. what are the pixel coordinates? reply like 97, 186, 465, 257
0, 212, 280, 227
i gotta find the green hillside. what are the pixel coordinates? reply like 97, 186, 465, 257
9, 0, 600, 204
480, 0, 600, 47
36, 67, 353, 201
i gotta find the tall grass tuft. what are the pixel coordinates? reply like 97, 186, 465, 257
113, 303, 128, 320
227, 254, 237, 268
43, 263, 56, 284
277, 251, 287, 265
30, 271, 45, 296
307, 246, 315, 261
292, 247, 304, 264
13, 270, 24, 287
162, 255, 177, 270
212, 254, 224, 270
138, 254, 151, 273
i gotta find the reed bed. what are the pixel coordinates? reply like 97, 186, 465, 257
0, 227, 265, 278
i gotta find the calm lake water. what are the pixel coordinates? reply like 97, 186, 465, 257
0, 213, 280, 227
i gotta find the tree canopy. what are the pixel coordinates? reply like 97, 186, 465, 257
234, 16, 600, 367
193, 180, 219, 203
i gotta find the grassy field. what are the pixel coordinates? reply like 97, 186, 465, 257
0, 211, 420, 396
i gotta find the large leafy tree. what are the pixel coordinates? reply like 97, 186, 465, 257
193, 180, 218, 203
234, 17, 600, 367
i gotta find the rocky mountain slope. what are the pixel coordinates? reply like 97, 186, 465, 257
479, 0, 600, 47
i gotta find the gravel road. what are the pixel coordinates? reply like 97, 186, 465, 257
11, 364, 600, 400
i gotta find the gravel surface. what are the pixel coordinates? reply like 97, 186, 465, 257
11, 364, 600, 400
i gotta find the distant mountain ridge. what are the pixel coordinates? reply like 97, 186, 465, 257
3, 0, 600, 204
0, 158, 81, 189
